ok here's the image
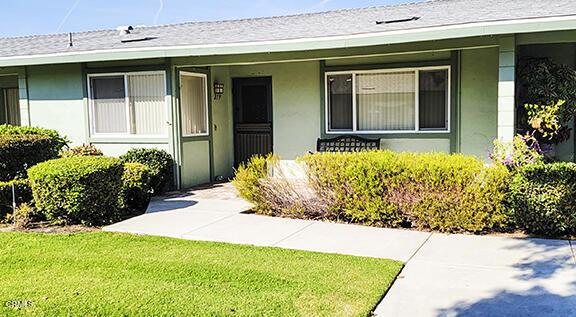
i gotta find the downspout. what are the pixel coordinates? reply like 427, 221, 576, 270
23, 66, 31, 126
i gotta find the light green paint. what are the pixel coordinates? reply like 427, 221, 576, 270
27, 64, 87, 145
459, 47, 499, 160
497, 36, 516, 142
228, 61, 321, 159
210, 66, 234, 178
181, 140, 211, 187
93, 142, 170, 157
172, 37, 497, 68
380, 139, 450, 152
324, 51, 451, 66
517, 30, 576, 45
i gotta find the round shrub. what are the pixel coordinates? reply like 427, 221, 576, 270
509, 163, 576, 236
0, 124, 68, 150
120, 148, 173, 195
28, 156, 124, 226
61, 144, 103, 158
121, 162, 152, 214
0, 125, 68, 181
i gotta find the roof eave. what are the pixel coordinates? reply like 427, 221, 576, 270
1, 15, 575, 67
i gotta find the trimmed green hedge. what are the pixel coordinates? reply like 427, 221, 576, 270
509, 163, 576, 236
121, 162, 152, 214
28, 156, 124, 226
0, 179, 32, 221
234, 151, 511, 233
0, 125, 67, 180
120, 148, 174, 195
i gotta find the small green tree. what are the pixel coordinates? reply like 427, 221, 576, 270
518, 58, 576, 144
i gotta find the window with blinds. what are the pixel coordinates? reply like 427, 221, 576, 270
89, 72, 167, 136
326, 67, 449, 133
180, 73, 208, 136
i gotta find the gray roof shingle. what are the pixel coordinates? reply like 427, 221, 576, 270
1, 0, 575, 59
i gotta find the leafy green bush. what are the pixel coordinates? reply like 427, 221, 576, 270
120, 148, 173, 195
12, 203, 38, 229
0, 124, 68, 151
0, 125, 67, 180
0, 179, 32, 221
302, 151, 510, 232
28, 156, 124, 226
61, 144, 103, 158
232, 154, 276, 212
509, 163, 576, 236
121, 162, 152, 214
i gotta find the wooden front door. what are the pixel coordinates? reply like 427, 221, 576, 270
233, 77, 273, 166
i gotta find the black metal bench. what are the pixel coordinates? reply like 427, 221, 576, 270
316, 135, 380, 152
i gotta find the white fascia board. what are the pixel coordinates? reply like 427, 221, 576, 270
0, 15, 576, 67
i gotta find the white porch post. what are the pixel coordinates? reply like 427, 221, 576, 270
497, 35, 516, 141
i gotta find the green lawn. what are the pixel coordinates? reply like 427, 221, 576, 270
0, 232, 402, 317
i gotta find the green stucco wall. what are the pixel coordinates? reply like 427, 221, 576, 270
227, 61, 321, 159
181, 140, 211, 187
211, 66, 234, 178
460, 47, 499, 160
27, 64, 88, 145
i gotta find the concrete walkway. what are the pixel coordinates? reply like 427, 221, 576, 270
104, 183, 576, 317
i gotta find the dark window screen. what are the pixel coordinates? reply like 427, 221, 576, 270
328, 74, 353, 130
240, 84, 269, 123
419, 70, 448, 130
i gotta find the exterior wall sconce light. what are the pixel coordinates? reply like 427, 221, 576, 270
213, 82, 224, 100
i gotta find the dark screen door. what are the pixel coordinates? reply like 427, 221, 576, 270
233, 77, 273, 166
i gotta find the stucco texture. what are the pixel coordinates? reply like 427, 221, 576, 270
459, 47, 499, 160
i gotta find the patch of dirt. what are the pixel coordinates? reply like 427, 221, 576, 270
0, 223, 100, 234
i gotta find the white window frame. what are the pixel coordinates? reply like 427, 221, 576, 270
179, 71, 210, 137
87, 70, 169, 138
325, 65, 451, 134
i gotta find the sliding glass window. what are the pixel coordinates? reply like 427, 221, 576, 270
326, 66, 449, 133
88, 71, 167, 137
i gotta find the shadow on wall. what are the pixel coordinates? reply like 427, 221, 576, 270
438, 238, 576, 317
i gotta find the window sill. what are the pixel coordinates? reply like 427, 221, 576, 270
323, 130, 451, 139
89, 136, 170, 144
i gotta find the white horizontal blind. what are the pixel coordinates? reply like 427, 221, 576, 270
180, 74, 208, 136
356, 71, 415, 131
128, 73, 166, 135
91, 76, 128, 134
5, 88, 20, 125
